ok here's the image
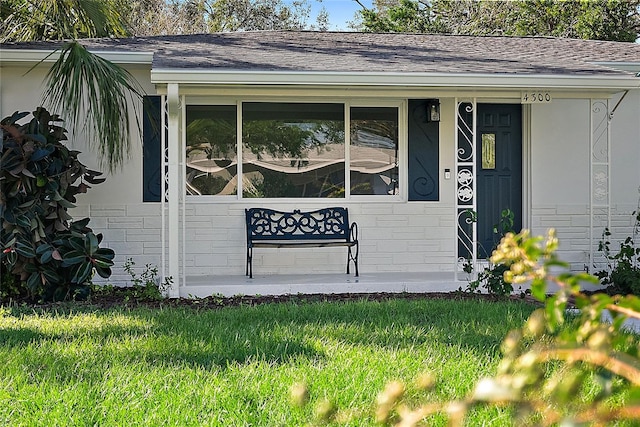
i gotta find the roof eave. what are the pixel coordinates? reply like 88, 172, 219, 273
151, 69, 640, 91
0, 49, 154, 65
3, 49, 637, 91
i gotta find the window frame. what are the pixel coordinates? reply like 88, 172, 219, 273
183, 97, 406, 202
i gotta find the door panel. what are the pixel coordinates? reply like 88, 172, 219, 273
476, 104, 522, 258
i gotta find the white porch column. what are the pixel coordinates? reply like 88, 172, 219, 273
166, 83, 181, 297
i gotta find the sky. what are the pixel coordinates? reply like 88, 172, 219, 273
296, 1, 640, 41
299, 0, 374, 31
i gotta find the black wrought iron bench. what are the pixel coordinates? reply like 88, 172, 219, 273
245, 207, 359, 279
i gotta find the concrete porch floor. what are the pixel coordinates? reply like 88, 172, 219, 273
181, 271, 466, 298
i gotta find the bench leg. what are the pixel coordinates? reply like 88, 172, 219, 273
354, 251, 359, 277
347, 244, 359, 277
246, 246, 253, 279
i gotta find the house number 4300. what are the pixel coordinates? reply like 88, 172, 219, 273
521, 91, 552, 103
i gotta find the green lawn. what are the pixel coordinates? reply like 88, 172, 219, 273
0, 298, 536, 426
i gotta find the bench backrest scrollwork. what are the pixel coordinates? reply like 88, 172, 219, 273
245, 207, 351, 242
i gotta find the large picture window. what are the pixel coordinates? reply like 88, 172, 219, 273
186, 105, 237, 196
184, 102, 400, 199
242, 102, 345, 198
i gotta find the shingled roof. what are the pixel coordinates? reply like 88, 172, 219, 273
3, 31, 640, 77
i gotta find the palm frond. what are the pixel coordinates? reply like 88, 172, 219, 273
42, 41, 145, 172
1, 0, 129, 42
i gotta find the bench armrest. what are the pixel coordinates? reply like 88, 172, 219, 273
349, 222, 358, 243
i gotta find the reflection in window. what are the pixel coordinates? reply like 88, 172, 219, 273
350, 107, 399, 195
242, 103, 345, 198
186, 105, 237, 195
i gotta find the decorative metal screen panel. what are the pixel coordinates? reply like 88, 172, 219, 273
590, 99, 610, 272
456, 100, 476, 279
161, 95, 169, 281
162, 97, 170, 203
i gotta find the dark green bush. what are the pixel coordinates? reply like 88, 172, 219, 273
0, 108, 114, 301
597, 211, 640, 296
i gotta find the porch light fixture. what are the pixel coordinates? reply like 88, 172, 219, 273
426, 99, 441, 122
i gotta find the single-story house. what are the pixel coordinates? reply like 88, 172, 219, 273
1, 31, 639, 297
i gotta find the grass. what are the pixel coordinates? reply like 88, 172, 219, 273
0, 298, 536, 426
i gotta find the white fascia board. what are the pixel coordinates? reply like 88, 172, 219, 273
0, 49, 153, 65
150, 69, 640, 91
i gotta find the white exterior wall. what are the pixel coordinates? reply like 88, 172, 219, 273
181, 201, 456, 278
1, 65, 461, 285
530, 98, 591, 269
530, 91, 640, 271
1, 65, 161, 285
3, 62, 639, 289
608, 89, 640, 270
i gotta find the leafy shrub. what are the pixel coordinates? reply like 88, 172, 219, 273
298, 230, 640, 426
467, 262, 514, 296
597, 211, 640, 295
0, 266, 21, 300
122, 258, 170, 300
466, 209, 516, 296
0, 108, 114, 301
91, 258, 171, 302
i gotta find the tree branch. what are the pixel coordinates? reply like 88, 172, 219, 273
537, 348, 640, 385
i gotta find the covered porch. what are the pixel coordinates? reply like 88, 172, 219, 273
182, 271, 466, 298
141, 32, 638, 298
160, 94, 618, 299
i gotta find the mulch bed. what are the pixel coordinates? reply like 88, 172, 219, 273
5, 290, 543, 311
